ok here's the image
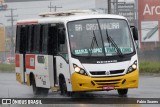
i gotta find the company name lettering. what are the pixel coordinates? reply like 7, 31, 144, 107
143, 4, 160, 15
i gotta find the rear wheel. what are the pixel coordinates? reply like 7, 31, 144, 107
32, 77, 41, 95
41, 88, 49, 95
117, 89, 128, 96
32, 76, 49, 95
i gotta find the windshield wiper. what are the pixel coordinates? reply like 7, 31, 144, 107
88, 30, 99, 57
105, 29, 123, 57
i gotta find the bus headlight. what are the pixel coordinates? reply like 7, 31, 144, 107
127, 61, 137, 74
73, 64, 88, 76
75, 67, 81, 72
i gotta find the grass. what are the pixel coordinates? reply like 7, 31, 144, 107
0, 64, 15, 72
139, 61, 160, 73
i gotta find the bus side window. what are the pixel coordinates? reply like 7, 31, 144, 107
25, 26, 29, 53
39, 25, 43, 54
48, 24, 57, 55
33, 25, 41, 54
57, 25, 68, 61
15, 25, 21, 53
58, 29, 67, 53
27, 25, 34, 53
16, 25, 27, 54
41, 24, 49, 54
20, 25, 27, 53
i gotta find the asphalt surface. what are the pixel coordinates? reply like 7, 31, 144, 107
0, 72, 160, 107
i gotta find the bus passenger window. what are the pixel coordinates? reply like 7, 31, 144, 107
48, 24, 57, 55
39, 25, 43, 54
41, 25, 49, 54
20, 26, 27, 53
25, 26, 29, 53
27, 25, 34, 53
16, 25, 27, 54
15, 25, 21, 53
33, 25, 40, 53
58, 28, 68, 61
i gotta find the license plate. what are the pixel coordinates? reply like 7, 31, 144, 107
103, 86, 114, 90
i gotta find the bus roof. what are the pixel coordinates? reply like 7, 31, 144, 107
17, 10, 127, 25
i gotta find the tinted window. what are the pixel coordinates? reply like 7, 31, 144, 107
33, 25, 41, 53
15, 25, 21, 53
41, 24, 48, 54
16, 25, 27, 53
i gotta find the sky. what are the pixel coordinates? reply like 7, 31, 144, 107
0, 0, 135, 26
0, 0, 96, 26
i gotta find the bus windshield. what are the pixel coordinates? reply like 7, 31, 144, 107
67, 19, 134, 57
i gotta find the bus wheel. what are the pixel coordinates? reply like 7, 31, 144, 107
32, 77, 41, 95
59, 77, 67, 95
117, 89, 128, 96
67, 91, 73, 97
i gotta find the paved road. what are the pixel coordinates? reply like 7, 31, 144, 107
0, 73, 160, 107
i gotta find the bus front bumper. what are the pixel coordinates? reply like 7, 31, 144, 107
71, 70, 139, 91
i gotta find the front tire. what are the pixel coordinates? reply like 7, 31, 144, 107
59, 77, 67, 95
117, 89, 128, 96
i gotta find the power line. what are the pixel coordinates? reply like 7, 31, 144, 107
48, 2, 62, 12
5, 8, 18, 57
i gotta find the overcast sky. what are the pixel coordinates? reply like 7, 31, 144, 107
0, 0, 96, 26
0, 0, 135, 26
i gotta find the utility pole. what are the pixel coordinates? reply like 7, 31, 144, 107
116, 0, 118, 14
48, 2, 62, 12
108, 0, 111, 14
5, 8, 18, 57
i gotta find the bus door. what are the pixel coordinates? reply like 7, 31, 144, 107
15, 25, 27, 84
50, 24, 69, 86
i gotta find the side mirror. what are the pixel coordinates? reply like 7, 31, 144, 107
130, 26, 138, 40
58, 28, 65, 44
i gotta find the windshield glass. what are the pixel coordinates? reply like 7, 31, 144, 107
67, 19, 134, 57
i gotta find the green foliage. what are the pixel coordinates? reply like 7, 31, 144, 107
0, 64, 15, 72
139, 61, 160, 73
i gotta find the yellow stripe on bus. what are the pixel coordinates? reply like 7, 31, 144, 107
16, 73, 22, 84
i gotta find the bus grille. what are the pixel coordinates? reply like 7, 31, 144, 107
110, 69, 124, 74
90, 71, 106, 75
90, 70, 124, 75
93, 79, 121, 86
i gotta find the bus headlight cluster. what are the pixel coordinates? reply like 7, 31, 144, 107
73, 64, 87, 76
127, 61, 137, 73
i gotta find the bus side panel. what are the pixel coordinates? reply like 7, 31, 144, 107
15, 54, 25, 84
35, 55, 50, 88
26, 54, 51, 88
55, 56, 71, 91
